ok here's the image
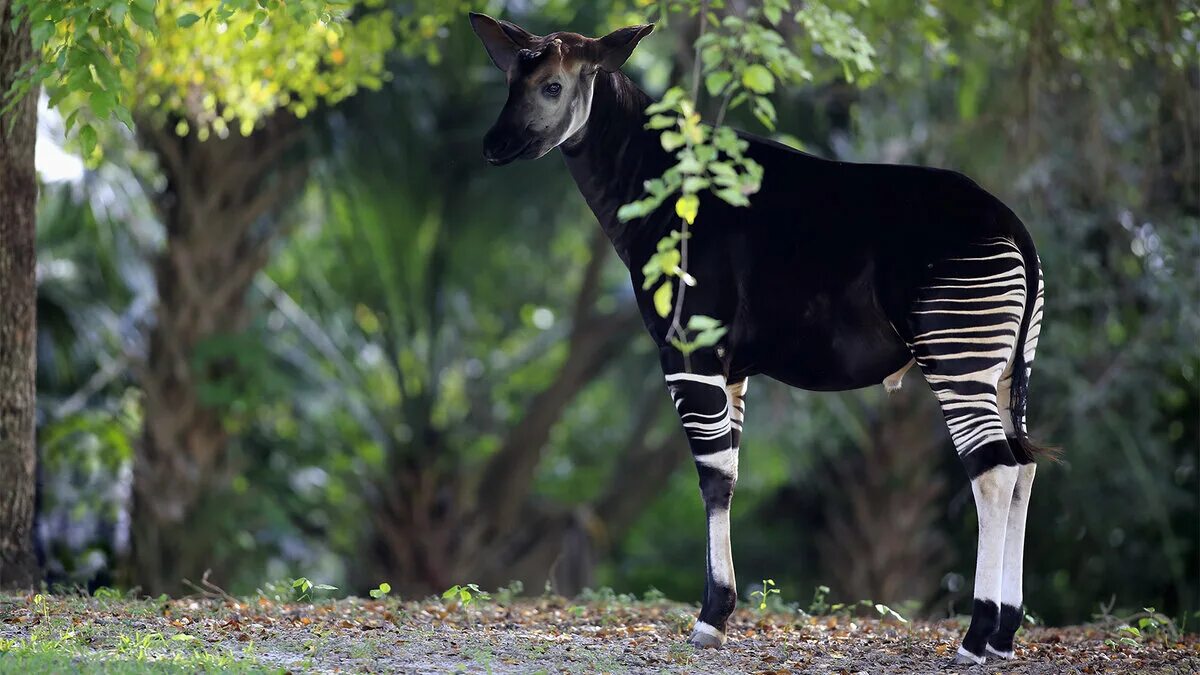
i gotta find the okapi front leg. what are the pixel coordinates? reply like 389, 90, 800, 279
664, 371, 748, 649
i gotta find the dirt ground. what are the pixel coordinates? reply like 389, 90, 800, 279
1, 593, 1197, 673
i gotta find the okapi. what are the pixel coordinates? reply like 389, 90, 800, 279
470, 13, 1050, 664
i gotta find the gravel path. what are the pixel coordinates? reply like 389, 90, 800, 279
1, 594, 1196, 673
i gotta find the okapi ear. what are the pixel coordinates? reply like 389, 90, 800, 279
594, 23, 654, 72
469, 12, 537, 72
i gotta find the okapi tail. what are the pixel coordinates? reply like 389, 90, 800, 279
1010, 225, 1061, 463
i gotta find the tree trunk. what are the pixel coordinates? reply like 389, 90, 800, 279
0, 0, 40, 590
364, 231, 666, 598
817, 385, 953, 610
130, 115, 306, 595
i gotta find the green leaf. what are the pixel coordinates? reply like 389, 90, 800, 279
715, 187, 750, 207
113, 104, 136, 131
741, 64, 776, 94
653, 281, 673, 318
708, 161, 736, 177
176, 12, 202, 27
90, 90, 115, 120
658, 248, 681, 276
617, 199, 655, 222
692, 326, 727, 348
705, 71, 732, 97
675, 194, 699, 225
660, 131, 686, 151
79, 124, 98, 160
764, 4, 782, 25
128, 5, 155, 30
686, 315, 721, 331
753, 96, 777, 130
646, 114, 676, 130
109, 1, 127, 24
669, 336, 696, 356
31, 21, 54, 49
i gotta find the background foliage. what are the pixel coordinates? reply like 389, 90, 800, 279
25, 0, 1198, 627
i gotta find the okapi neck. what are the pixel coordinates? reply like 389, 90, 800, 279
560, 70, 670, 267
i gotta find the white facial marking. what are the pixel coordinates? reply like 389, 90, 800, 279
555, 66, 596, 149
522, 60, 596, 158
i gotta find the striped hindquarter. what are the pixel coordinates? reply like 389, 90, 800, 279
908, 237, 1028, 476
904, 236, 1042, 663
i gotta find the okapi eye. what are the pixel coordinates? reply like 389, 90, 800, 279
543, 82, 562, 97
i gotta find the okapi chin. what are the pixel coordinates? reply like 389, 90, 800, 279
470, 12, 1051, 664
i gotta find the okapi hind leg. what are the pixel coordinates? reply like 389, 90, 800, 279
987, 259, 1045, 660
956, 459, 1019, 664
662, 366, 747, 649
902, 237, 1030, 664
986, 460, 1035, 659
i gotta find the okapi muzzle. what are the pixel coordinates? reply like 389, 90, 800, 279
482, 118, 534, 166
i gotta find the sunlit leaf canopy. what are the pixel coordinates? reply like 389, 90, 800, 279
132, 0, 396, 139
23, 0, 401, 161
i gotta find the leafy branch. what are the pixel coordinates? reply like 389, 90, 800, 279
619, 0, 877, 361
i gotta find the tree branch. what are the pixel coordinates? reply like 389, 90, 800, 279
471, 233, 638, 538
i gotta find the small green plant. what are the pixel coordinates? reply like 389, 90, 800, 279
643, 586, 667, 603
874, 602, 910, 624
369, 582, 392, 600
32, 594, 49, 624
1105, 637, 1140, 649
496, 580, 524, 605
1023, 609, 1041, 628
667, 610, 694, 635
292, 577, 338, 602
807, 584, 831, 615
442, 583, 489, 608
750, 579, 781, 612
1116, 607, 1178, 646
92, 586, 123, 602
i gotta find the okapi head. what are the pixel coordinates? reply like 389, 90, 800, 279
469, 12, 653, 165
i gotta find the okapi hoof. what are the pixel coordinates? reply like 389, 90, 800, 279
688, 622, 726, 649
948, 646, 986, 666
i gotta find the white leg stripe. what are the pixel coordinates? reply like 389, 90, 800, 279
986, 643, 1014, 660
696, 447, 739, 477
971, 466, 1019, 605
692, 621, 726, 641
957, 646, 986, 664
664, 372, 727, 388
1000, 464, 1036, 607
708, 509, 735, 589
